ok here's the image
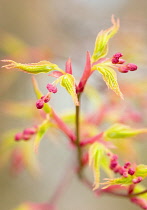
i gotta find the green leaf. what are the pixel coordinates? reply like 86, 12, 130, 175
104, 123, 147, 141
92, 65, 123, 99
91, 16, 119, 62
32, 77, 51, 113
135, 165, 147, 178
34, 117, 51, 152
89, 142, 106, 190
100, 155, 113, 178
103, 176, 133, 188
2, 60, 63, 74
60, 73, 79, 106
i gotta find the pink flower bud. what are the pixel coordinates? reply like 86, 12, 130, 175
123, 171, 128, 178
126, 63, 138, 71
41, 95, 50, 103
23, 128, 36, 135
112, 154, 118, 160
118, 59, 125, 64
124, 162, 131, 169
36, 99, 44, 109
46, 83, 57, 93
118, 66, 129, 73
132, 177, 142, 184
112, 57, 119, 64
128, 168, 135, 175
113, 52, 123, 58
110, 160, 118, 169
23, 134, 31, 141
119, 167, 126, 175
15, 133, 22, 141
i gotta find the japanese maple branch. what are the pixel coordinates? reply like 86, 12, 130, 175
130, 189, 147, 197
82, 175, 147, 199
75, 93, 83, 178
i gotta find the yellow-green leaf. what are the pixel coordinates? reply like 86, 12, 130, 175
135, 165, 147, 178
34, 117, 51, 152
2, 60, 63, 74
89, 142, 105, 190
92, 65, 123, 98
103, 176, 133, 188
92, 16, 119, 62
100, 155, 113, 178
60, 73, 79, 106
104, 123, 147, 141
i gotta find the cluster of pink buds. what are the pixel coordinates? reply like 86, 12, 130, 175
111, 52, 138, 73
36, 83, 58, 109
14, 126, 37, 141
112, 52, 124, 64
108, 154, 142, 184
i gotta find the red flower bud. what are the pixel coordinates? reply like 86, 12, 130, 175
124, 162, 131, 169
41, 95, 50, 103
126, 63, 138, 71
36, 99, 44, 109
23, 128, 36, 135
113, 52, 123, 58
112, 57, 119, 64
23, 134, 31, 141
46, 83, 57, 93
128, 168, 135, 175
15, 133, 22, 141
118, 59, 125, 64
123, 171, 128, 178
118, 66, 129, 73
132, 177, 142, 184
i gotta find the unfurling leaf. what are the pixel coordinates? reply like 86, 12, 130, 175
89, 142, 107, 190
135, 165, 147, 178
32, 77, 51, 113
103, 176, 133, 188
91, 15, 119, 62
92, 65, 123, 98
60, 73, 79, 106
2, 60, 63, 74
34, 117, 51, 152
104, 123, 147, 141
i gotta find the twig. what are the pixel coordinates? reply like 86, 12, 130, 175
75, 93, 83, 178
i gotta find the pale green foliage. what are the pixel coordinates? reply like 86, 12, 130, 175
60, 73, 79, 106
135, 165, 147, 178
91, 16, 119, 62
2, 60, 63, 74
104, 123, 147, 141
34, 117, 51, 152
103, 176, 133, 188
92, 65, 123, 98
89, 142, 110, 190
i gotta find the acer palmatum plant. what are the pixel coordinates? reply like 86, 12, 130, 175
1, 16, 147, 210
